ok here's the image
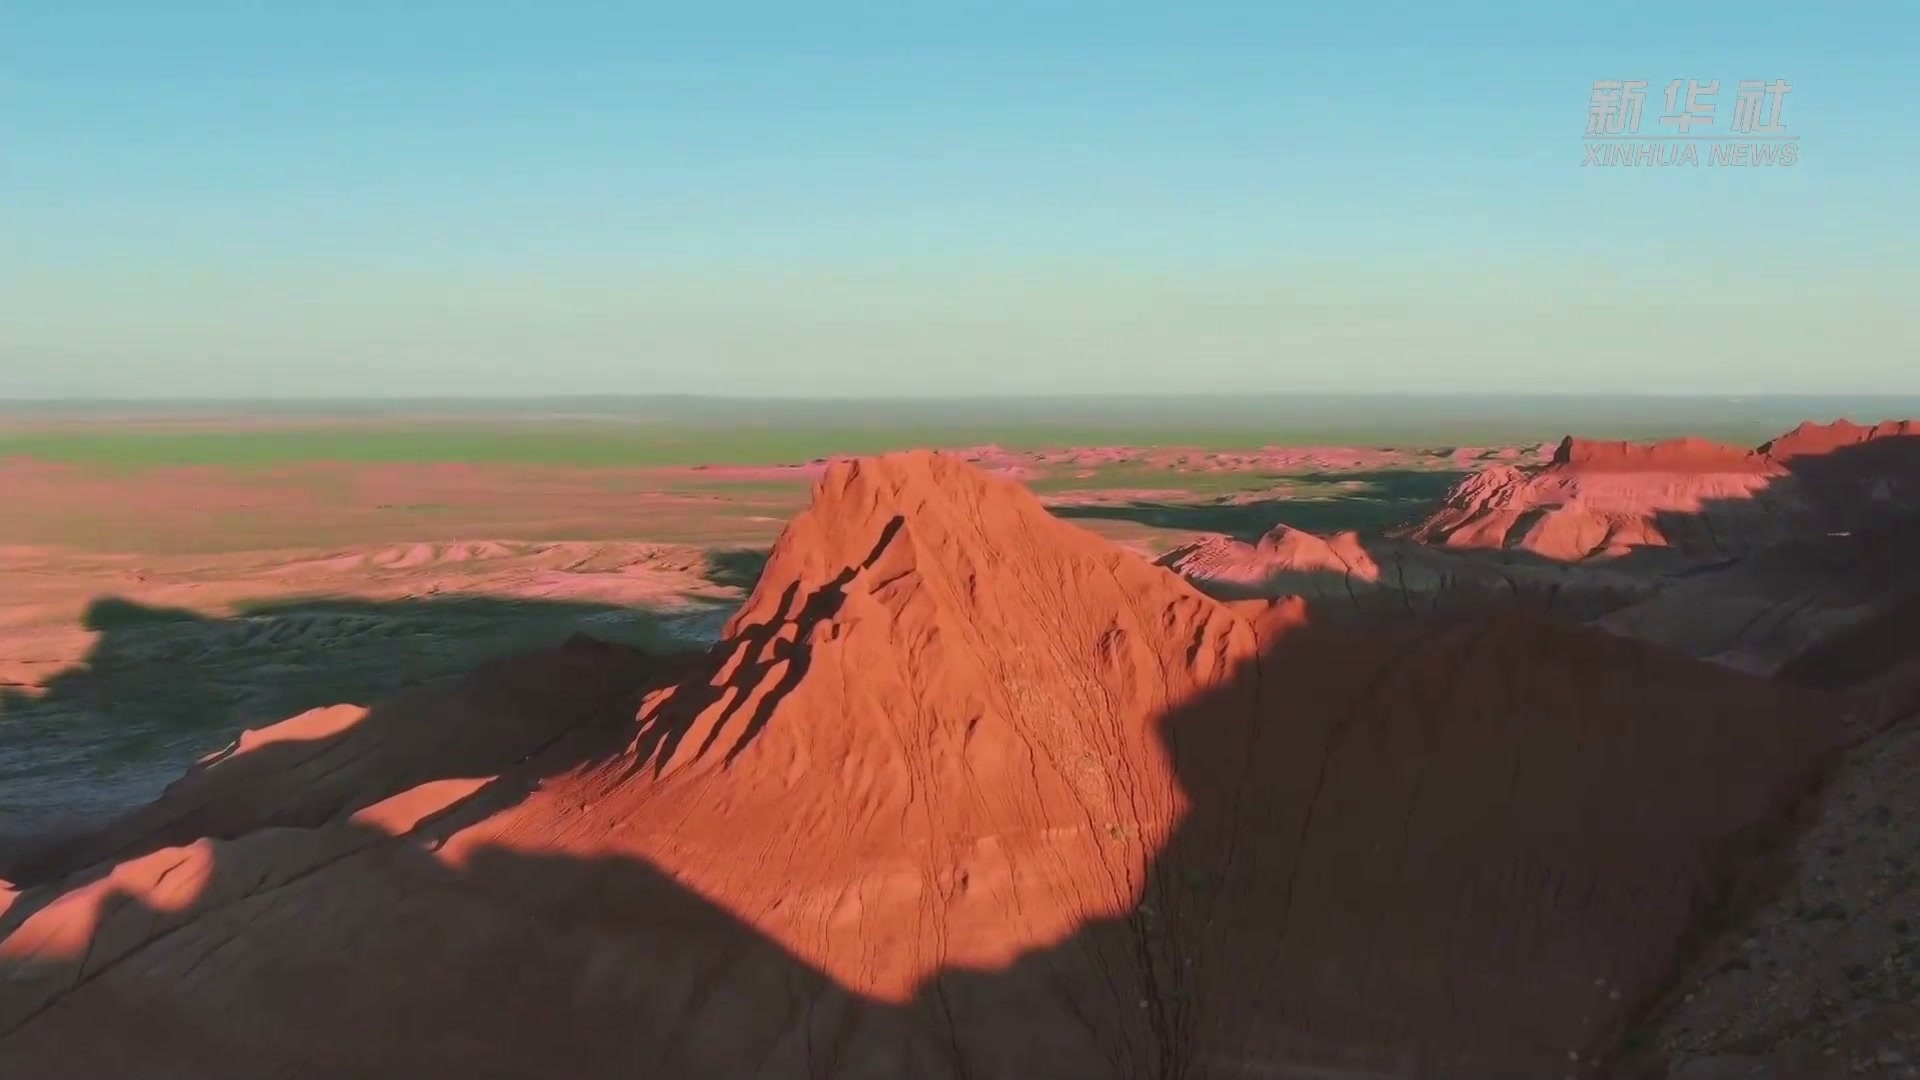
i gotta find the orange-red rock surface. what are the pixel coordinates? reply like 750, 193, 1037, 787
0, 452, 1847, 1078
1760, 419, 1920, 461
1411, 420, 1920, 564
1550, 435, 1763, 472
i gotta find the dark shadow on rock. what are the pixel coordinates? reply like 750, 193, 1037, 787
78, 597, 208, 631
0, 601, 1842, 1078
1603, 437, 1920, 668
703, 546, 772, 592
1776, 590, 1920, 691
0, 593, 731, 857
1773, 433, 1920, 519
631, 517, 903, 775
0, 628, 705, 888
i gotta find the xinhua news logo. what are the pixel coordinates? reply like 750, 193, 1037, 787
1584, 79, 1798, 167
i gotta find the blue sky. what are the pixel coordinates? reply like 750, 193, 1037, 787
2, 2, 1914, 397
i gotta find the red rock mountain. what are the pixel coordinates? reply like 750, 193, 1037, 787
0, 452, 1841, 1079
1412, 419, 1920, 564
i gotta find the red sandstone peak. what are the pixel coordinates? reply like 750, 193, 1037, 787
726, 449, 1218, 637
632, 449, 1254, 792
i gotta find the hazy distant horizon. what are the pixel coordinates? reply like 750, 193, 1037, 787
8, 393, 1918, 449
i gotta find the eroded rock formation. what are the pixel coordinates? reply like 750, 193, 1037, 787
0, 453, 1845, 1079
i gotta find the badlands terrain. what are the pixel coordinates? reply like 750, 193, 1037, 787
1, 403, 1918, 1078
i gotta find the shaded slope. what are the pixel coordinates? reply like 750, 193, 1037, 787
1778, 593, 1920, 692
1593, 512, 1920, 672
0, 587, 726, 849
1617, 593, 1920, 1080
4, 633, 693, 885
0, 452, 1843, 1079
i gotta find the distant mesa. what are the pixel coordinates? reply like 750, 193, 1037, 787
1410, 418, 1920, 564
1549, 434, 1761, 472
1758, 417, 1920, 461
1548, 418, 1920, 472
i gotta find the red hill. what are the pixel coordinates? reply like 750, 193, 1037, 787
1414, 419, 1920, 564
1760, 418, 1920, 461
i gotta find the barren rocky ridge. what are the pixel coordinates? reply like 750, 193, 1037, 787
2, 421, 1918, 1078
